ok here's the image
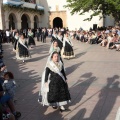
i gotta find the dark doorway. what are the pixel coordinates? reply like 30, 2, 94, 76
9, 14, 15, 30
21, 14, 29, 29
53, 17, 63, 28
93, 24, 97, 30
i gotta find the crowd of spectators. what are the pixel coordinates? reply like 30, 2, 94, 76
70, 26, 120, 51
0, 31, 21, 120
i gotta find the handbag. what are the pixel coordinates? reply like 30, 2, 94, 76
38, 94, 42, 103
38, 83, 49, 103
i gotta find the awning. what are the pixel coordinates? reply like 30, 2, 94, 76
3, 0, 23, 6
37, 5, 44, 10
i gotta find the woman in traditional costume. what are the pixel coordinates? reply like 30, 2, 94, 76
13, 32, 19, 51
62, 33, 75, 59
56, 32, 63, 50
28, 29, 35, 48
51, 31, 58, 43
38, 51, 71, 112
13, 32, 19, 59
17, 34, 31, 63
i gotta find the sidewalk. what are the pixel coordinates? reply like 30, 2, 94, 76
3, 39, 120, 120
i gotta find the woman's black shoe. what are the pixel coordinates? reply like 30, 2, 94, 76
52, 106, 58, 109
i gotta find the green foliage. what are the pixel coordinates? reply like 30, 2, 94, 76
65, 0, 120, 22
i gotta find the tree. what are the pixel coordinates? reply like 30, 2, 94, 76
65, 0, 120, 23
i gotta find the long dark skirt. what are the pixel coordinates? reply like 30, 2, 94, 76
48, 73, 71, 103
57, 39, 63, 50
64, 42, 74, 56
28, 36, 35, 46
13, 38, 18, 50
18, 43, 29, 57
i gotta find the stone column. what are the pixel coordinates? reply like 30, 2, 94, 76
5, 20, 9, 29
4, 10, 10, 30
30, 22, 34, 29
17, 20, 22, 29
38, 15, 42, 27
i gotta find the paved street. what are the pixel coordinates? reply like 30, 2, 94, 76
3, 38, 120, 120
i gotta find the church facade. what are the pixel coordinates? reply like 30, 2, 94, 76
0, 0, 115, 30
41, 0, 115, 30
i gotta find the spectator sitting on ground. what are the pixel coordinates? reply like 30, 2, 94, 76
3, 72, 16, 101
0, 82, 21, 119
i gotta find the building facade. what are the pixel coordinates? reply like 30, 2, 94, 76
0, 0, 115, 30
0, 0, 44, 30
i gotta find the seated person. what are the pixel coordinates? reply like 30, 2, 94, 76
0, 59, 7, 84
0, 83, 21, 119
0, 102, 15, 120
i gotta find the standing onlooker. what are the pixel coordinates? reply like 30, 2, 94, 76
36, 28, 40, 41
6, 29, 10, 43
41, 28, 47, 43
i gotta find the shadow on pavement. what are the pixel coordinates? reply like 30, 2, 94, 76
69, 75, 120, 120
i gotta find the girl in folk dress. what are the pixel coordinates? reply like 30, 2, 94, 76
17, 34, 31, 63
56, 32, 63, 50
51, 31, 58, 43
62, 33, 75, 59
49, 41, 64, 64
38, 51, 71, 112
49, 41, 60, 55
28, 29, 35, 48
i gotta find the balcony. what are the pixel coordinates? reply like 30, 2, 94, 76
3, 0, 44, 11
22, 2, 36, 9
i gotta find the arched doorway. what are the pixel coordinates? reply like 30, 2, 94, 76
21, 14, 30, 29
34, 15, 39, 29
53, 17, 63, 28
9, 13, 16, 30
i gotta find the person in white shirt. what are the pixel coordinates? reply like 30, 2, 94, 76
6, 29, 10, 43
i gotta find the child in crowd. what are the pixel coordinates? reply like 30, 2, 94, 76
2, 72, 16, 100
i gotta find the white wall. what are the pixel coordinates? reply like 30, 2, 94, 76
66, 10, 104, 30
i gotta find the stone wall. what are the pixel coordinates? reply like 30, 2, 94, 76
0, 0, 3, 30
